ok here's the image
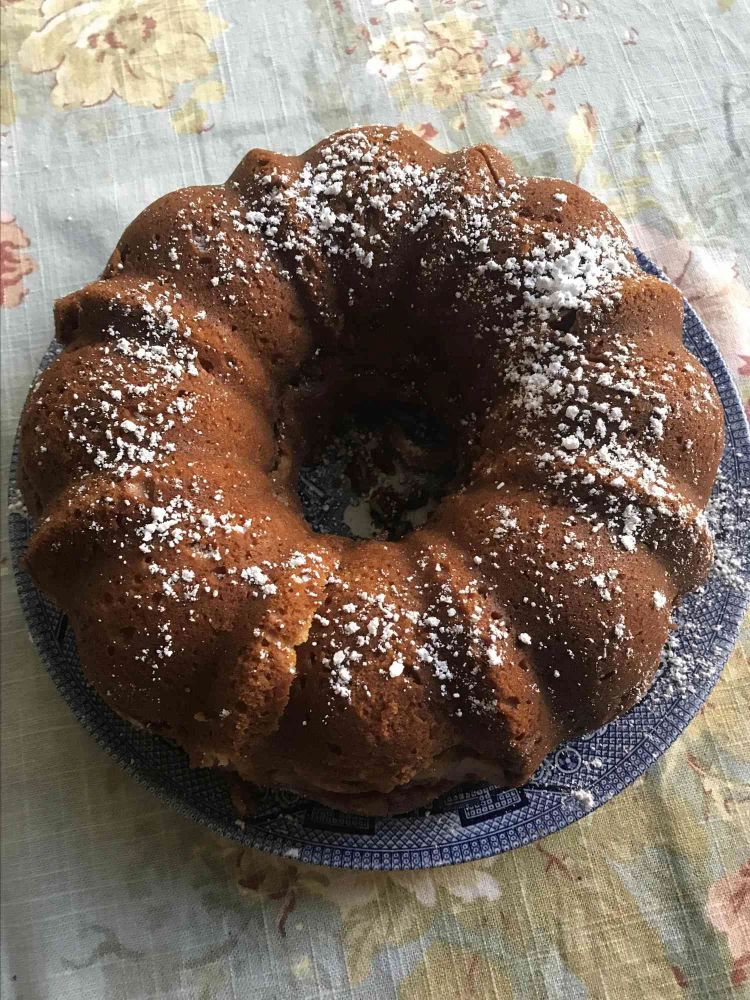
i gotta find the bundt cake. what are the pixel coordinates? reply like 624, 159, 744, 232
18, 125, 724, 815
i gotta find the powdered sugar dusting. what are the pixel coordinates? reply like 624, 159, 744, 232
14, 125, 740, 814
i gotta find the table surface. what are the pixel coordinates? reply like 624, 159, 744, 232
1, 2, 749, 998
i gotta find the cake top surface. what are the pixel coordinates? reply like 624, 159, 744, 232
20, 126, 722, 740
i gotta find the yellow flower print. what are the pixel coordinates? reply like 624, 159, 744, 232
366, 30, 426, 82
1, 0, 46, 126
413, 44, 484, 110
0, 74, 15, 127
366, 12, 486, 109
422, 11, 487, 54
0, 0, 45, 68
412, 11, 486, 109
567, 102, 598, 182
398, 941, 513, 1000
355, 7, 585, 134
304, 858, 502, 914
170, 77, 225, 134
18, 0, 227, 110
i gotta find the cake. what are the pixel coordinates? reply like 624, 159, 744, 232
18, 126, 724, 815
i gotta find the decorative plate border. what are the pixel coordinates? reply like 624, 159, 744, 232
8, 251, 750, 870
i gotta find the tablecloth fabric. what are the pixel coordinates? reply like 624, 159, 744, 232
1, 1, 749, 998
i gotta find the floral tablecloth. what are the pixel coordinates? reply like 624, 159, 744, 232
1, 1, 749, 998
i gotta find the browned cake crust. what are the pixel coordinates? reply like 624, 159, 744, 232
18, 126, 724, 815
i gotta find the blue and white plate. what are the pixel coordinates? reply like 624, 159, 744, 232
9, 251, 750, 870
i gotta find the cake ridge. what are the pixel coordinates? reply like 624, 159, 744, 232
18, 125, 724, 815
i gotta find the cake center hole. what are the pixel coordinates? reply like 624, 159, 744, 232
298, 401, 459, 541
